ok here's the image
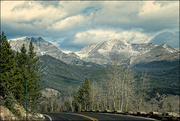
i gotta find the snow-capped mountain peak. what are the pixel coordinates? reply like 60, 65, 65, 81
8, 36, 96, 67
74, 39, 158, 65
158, 44, 177, 53
8, 36, 178, 66
9, 36, 28, 41
160, 44, 168, 48
106, 39, 130, 45
8, 36, 45, 42
61, 50, 73, 54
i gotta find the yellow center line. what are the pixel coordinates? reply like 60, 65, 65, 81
63, 112, 98, 121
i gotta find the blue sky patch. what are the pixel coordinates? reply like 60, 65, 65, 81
81, 7, 100, 16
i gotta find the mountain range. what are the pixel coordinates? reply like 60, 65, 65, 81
8, 36, 179, 96
74, 39, 156, 65
8, 37, 179, 66
8, 37, 100, 67
74, 39, 178, 66
129, 44, 179, 65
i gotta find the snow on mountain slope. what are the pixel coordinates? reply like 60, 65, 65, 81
131, 43, 158, 54
76, 39, 133, 58
9, 37, 178, 66
159, 44, 177, 53
75, 39, 158, 65
130, 44, 179, 65
61, 50, 73, 54
175, 47, 180, 51
9, 37, 28, 41
75, 43, 99, 59
8, 36, 63, 56
8, 37, 98, 67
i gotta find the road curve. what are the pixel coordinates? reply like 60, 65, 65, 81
42, 112, 159, 121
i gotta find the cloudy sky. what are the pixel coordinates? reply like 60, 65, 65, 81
1, 1, 179, 51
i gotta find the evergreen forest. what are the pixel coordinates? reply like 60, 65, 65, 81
0, 32, 42, 116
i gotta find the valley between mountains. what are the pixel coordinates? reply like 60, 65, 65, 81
8, 37, 179, 97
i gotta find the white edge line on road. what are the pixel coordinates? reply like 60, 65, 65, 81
43, 114, 52, 121
98, 113, 158, 121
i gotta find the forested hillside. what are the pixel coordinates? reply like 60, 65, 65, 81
0, 32, 43, 119
38, 54, 179, 97
39, 55, 84, 94
134, 60, 179, 96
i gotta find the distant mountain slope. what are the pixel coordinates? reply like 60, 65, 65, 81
150, 31, 179, 48
38, 54, 179, 97
74, 39, 158, 65
39, 55, 85, 94
9, 36, 66, 57
8, 37, 99, 67
9, 37, 178, 67
130, 44, 179, 65
38, 55, 106, 95
133, 59, 179, 96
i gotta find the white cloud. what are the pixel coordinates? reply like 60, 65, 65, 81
58, 1, 92, 15
2, 1, 178, 33
48, 41, 60, 47
137, 1, 179, 30
92, 1, 179, 31
74, 29, 119, 44
93, 1, 140, 28
1, 1, 179, 50
139, 1, 178, 17
2, 2, 60, 21
50, 15, 90, 31
73, 29, 153, 45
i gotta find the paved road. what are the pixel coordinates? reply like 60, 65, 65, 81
42, 112, 159, 121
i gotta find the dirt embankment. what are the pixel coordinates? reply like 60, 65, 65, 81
0, 104, 45, 121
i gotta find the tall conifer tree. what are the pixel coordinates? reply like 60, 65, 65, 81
16, 44, 29, 105
0, 32, 43, 114
27, 41, 42, 112
0, 32, 16, 98
75, 78, 91, 110
0, 32, 21, 113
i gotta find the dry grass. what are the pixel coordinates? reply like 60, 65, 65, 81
0, 104, 45, 121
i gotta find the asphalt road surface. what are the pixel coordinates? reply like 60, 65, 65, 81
42, 112, 159, 121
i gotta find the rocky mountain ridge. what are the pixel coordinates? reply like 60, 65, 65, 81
8, 36, 179, 66
74, 39, 178, 65
8, 37, 100, 67
130, 44, 179, 65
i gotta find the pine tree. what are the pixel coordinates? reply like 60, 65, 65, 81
15, 44, 29, 106
16, 42, 42, 112
0, 32, 43, 114
0, 31, 7, 45
0, 31, 16, 99
27, 41, 42, 112
74, 78, 91, 110
18, 44, 29, 67
0, 32, 21, 115
11, 51, 25, 103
